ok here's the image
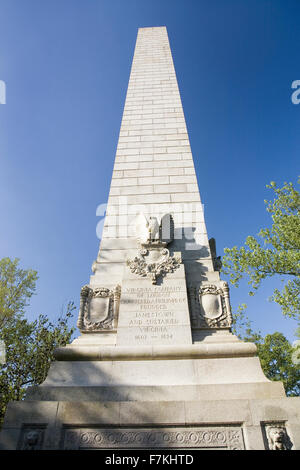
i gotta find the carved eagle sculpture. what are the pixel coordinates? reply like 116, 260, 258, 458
135, 213, 174, 246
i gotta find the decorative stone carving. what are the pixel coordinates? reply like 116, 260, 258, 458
77, 284, 121, 332
127, 247, 181, 285
63, 426, 245, 450
135, 213, 174, 247
265, 424, 293, 450
127, 213, 178, 284
188, 281, 233, 328
18, 427, 45, 450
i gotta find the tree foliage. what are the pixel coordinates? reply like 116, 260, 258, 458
222, 180, 300, 319
0, 257, 38, 328
0, 258, 75, 426
245, 331, 300, 396
231, 308, 300, 396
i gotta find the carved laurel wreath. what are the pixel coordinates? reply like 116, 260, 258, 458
127, 248, 180, 284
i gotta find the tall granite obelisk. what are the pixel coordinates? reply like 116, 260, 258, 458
1, 27, 299, 451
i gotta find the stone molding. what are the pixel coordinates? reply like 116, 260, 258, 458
54, 341, 257, 361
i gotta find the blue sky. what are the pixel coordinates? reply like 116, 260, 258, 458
0, 0, 299, 341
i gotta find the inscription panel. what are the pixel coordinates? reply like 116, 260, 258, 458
116, 272, 192, 345
62, 426, 245, 450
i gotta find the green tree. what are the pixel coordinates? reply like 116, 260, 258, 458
0, 257, 38, 328
0, 258, 75, 426
222, 180, 300, 319
231, 308, 300, 396
292, 324, 300, 368
245, 331, 300, 396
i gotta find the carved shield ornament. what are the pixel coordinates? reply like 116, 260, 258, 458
88, 295, 110, 323
199, 285, 223, 320
77, 285, 121, 332
200, 293, 222, 319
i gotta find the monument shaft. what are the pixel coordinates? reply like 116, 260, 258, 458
105, 26, 202, 239
94, 27, 213, 290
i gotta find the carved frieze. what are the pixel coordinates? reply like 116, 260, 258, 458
62, 426, 245, 450
188, 281, 233, 328
126, 248, 181, 285
77, 284, 121, 332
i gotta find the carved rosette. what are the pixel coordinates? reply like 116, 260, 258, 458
126, 248, 181, 285
77, 284, 121, 332
188, 281, 233, 328
265, 424, 293, 450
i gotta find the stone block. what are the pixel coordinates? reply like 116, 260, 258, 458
0, 427, 20, 450
153, 184, 187, 193
57, 402, 121, 425
138, 175, 169, 185
171, 192, 201, 202
113, 185, 154, 195
119, 401, 185, 425
170, 175, 197, 184
184, 399, 252, 425
153, 167, 184, 176
243, 425, 267, 450
2, 401, 58, 427
249, 397, 300, 425
124, 168, 153, 177
111, 178, 138, 187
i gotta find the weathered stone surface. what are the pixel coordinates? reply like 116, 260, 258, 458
116, 263, 192, 346
1, 398, 300, 450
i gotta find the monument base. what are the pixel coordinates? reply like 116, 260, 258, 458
1, 397, 300, 450
1, 332, 299, 450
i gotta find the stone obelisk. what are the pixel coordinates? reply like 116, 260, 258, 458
1, 27, 299, 451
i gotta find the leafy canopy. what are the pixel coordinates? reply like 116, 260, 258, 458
0, 258, 75, 426
222, 179, 300, 319
0, 257, 38, 328
231, 306, 300, 396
